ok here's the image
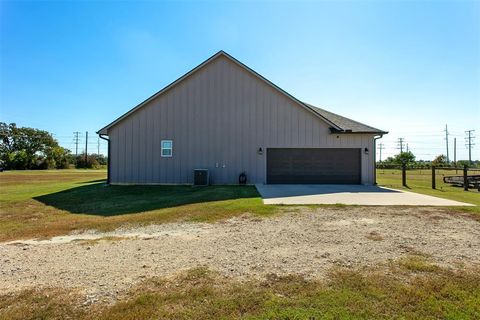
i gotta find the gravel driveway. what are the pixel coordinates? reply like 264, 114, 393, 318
1, 207, 479, 304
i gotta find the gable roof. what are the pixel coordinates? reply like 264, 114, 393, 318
305, 103, 387, 134
98, 50, 386, 135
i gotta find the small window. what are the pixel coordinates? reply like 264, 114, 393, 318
161, 140, 173, 157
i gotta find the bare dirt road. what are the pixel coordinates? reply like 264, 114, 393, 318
1, 207, 479, 304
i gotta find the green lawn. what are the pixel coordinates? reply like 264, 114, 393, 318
0, 170, 276, 241
1, 169, 479, 241
377, 169, 480, 210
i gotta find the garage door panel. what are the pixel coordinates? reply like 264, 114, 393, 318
267, 148, 361, 184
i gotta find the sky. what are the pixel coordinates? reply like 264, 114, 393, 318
0, 0, 479, 160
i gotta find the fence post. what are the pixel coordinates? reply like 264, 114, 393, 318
431, 166, 436, 189
463, 166, 468, 191
402, 163, 407, 187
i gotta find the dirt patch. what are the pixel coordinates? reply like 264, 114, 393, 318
1, 206, 479, 304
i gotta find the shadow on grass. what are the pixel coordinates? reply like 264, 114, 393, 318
34, 182, 260, 216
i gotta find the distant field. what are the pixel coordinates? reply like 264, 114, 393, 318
377, 169, 479, 208
0, 170, 274, 241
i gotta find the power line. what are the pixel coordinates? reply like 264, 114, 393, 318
444, 124, 449, 163
397, 138, 405, 153
378, 143, 384, 162
73, 132, 80, 158
454, 137, 456, 165
465, 130, 475, 164
85, 131, 88, 163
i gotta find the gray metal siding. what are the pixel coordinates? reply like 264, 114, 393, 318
108, 55, 376, 185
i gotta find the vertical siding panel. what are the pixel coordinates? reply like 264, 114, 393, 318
146, 106, 153, 183
125, 121, 132, 182
220, 59, 227, 183
160, 91, 167, 182
133, 117, 138, 182
272, 88, 278, 147
291, 103, 299, 146
234, 64, 241, 174
135, 112, 140, 183
114, 129, 120, 183
178, 83, 185, 184
184, 79, 191, 183
219, 59, 225, 182
302, 111, 308, 147
229, 61, 237, 182
212, 61, 219, 183
140, 112, 145, 182
278, 94, 283, 146
305, 112, 313, 146
239, 66, 245, 175
119, 126, 125, 183
222, 60, 232, 183
248, 70, 255, 181
200, 68, 207, 170
133, 112, 139, 183
113, 128, 119, 183
168, 87, 175, 183
189, 73, 197, 184
153, 101, 161, 182
255, 81, 264, 182
109, 129, 117, 183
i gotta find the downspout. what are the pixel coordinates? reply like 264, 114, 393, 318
373, 135, 383, 185
99, 134, 110, 185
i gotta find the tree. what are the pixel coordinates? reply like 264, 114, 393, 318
0, 122, 72, 170
75, 154, 106, 169
432, 154, 447, 166
393, 151, 416, 166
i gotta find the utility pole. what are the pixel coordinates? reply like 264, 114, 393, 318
378, 143, 384, 162
406, 143, 409, 153
397, 138, 405, 153
97, 137, 100, 155
85, 131, 88, 163
465, 130, 475, 165
73, 132, 80, 158
444, 124, 449, 164
454, 138, 457, 165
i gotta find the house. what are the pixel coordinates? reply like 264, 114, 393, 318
97, 51, 387, 185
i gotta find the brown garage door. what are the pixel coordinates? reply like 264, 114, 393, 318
267, 148, 361, 184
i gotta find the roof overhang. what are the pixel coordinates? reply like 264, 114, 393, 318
329, 128, 389, 135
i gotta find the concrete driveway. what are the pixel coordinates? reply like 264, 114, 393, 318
255, 184, 474, 206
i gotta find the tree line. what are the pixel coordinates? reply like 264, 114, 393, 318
377, 151, 479, 169
0, 122, 106, 170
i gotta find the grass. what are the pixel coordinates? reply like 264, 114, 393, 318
0, 170, 277, 241
377, 169, 480, 213
1, 169, 479, 241
1, 259, 479, 320
398, 255, 441, 273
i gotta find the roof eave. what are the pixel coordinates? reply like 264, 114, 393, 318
330, 130, 389, 135
97, 128, 108, 135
